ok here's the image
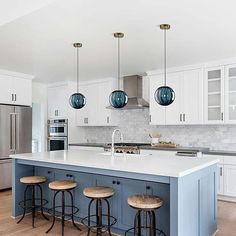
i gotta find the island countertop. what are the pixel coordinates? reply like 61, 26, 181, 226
11, 149, 219, 178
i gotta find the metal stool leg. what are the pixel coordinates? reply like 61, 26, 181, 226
151, 211, 156, 236
87, 199, 94, 236
67, 190, 81, 231
32, 185, 36, 228
137, 210, 142, 236
104, 198, 112, 236
46, 190, 60, 234
38, 184, 49, 221
134, 211, 140, 236
17, 185, 29, 224
96, 199, 103, 236
61, 191, 65, 236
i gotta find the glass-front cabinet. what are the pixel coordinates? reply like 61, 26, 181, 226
205, 66, 224, 123
225, 65, 236, 123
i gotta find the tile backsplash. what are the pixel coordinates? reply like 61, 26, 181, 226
75, 109, 236, 151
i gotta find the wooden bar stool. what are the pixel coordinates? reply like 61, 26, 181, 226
81, 186, 117, 236
46, 180, 81, 236
17, 176, 49, 228
125, 195, 167, 236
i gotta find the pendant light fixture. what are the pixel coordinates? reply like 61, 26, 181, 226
154, 24, 175, 106
69, 43, 86, 109
109, 32, 128, 109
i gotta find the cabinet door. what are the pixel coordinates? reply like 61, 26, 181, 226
204, 67, 224, 123
74, 172, 95, 219
48, 85, 68, 118
13, 78, 32, 106
146, 182, 170, 236
149, 75, 166, 125
95, 175, 120, 226
165, 72, 183, 125
182, 69, 203, 124
76, 83, 98, 126
0, 75, 13, 104
218, 164, 224, 195
225, 65, 236, 123
224, 165, 236, 197
98, 80, 117, 126
54, 170, 77, 214
34, 167, 55, 209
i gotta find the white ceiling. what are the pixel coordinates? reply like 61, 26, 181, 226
0, 0, 235, 83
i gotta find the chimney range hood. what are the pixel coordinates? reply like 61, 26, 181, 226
107, 75, 149, 109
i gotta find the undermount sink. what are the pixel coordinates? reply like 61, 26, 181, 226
98, 152, 150, 158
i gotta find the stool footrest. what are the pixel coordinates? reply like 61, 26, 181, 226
18, 198, 48, 211
47, 205, 79, 220
81, 214, 117, 233
125, 226, 167, 236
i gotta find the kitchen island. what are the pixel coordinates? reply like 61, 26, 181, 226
11, 150, 219, 236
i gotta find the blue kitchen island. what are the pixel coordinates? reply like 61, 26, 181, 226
11, 150, 219, 236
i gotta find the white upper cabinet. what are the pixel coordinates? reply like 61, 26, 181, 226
165, 72, 183, 125
13, 77, 32, 106
204, 66, 224, 123
149, 75, 166, 125
76, 78, 118, 126
48, 84, 68, 118
225, 64, 236, 123
149, 69, 203, 125
0, 75, 13, 104
182, 69, 203, 124
0, 74, 32, 106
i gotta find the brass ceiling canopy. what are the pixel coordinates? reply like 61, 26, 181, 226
73, 43, 82, 48
114, 32, 124, 38
160, 24, 171, 30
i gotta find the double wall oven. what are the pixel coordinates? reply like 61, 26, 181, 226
48, 119, 68, 151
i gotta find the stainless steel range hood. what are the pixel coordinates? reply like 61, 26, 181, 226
107, 75, 149, 109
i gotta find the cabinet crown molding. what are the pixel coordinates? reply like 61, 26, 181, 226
0, 69, 34, 80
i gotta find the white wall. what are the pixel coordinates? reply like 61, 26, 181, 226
32, 81, 48, 151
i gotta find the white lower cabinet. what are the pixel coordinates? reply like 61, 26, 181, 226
223, 165, 236, 197
204, 154, 236, 199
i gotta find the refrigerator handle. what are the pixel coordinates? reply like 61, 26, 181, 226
15, 113, 19, 152
9, 113, 16, 151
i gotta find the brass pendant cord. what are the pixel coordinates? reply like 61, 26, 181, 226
164, 28, 167, 87
76, 47, 80, 93
117, 36, 120, 89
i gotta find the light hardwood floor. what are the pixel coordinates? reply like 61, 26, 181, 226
0, 190, 235, 236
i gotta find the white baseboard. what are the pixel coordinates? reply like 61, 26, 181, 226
212, 229, 219, 236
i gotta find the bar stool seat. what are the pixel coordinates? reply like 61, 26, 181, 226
49, 180, 77, 190
83, 186, 114, 199
128, 195, 163, 209
20, 176, 46, 184
125, 194, 166, 236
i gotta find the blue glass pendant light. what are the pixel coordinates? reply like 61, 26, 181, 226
154, 24, 175, 106
109, 32, 128, 108
69, 43, 86, 109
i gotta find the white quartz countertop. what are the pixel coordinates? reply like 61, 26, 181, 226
11, 150, 219, 178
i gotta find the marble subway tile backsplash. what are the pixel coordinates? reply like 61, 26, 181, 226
76, 109, 236, 151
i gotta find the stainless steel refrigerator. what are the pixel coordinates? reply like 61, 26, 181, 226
0, 105, 32, 190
